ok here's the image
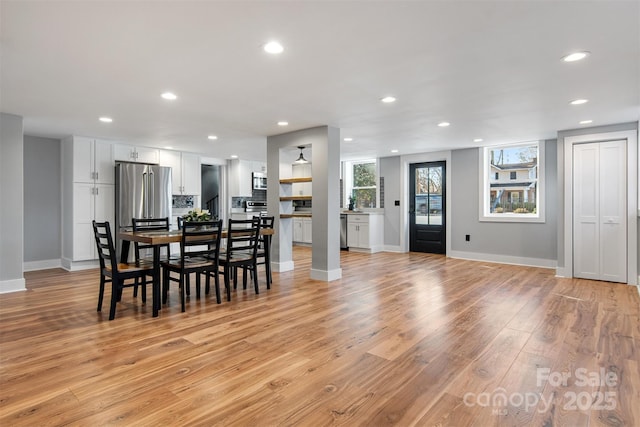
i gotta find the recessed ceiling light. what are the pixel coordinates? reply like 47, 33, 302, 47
579, 120, 593, 125
437, 122, 450, 127
473, 138, 484, 143
230, 155, 238, 159
381, 96, 396, 103
391, 149, 399, 153
570, 99, 589, 105
277, 121, 289, 126
161, 92, 177, 100
165, 146, 173, 150
208, 135, 218, 140
264, 41, 284, 54
343, 137, 353, 142
99, 117, 113, 123
562, 51, 590, 62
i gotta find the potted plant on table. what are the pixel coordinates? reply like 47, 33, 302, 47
182, 208, 212, 222
348, 194, 355, 211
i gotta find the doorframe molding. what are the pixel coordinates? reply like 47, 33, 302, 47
400, 151, 452, 254
561, 130, 638, 285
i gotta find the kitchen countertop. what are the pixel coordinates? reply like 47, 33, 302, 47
341, 210, 383, 215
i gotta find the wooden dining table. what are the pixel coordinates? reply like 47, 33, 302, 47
118, 227, 274, 317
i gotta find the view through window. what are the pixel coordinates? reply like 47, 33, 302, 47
481, 141, 545, 222
351, 161, 376, 208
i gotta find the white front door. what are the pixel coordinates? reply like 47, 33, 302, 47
573, 140, 627, 282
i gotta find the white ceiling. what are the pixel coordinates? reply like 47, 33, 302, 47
1, 1, 638, 162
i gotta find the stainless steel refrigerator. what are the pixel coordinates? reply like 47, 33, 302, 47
115, 162, 172, 233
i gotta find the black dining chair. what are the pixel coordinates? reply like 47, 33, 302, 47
161, 220, 223, 312
92, 220, 155, 320
218, 218, 261, 301
252, 215, 274, 289
131, 217, 171, 297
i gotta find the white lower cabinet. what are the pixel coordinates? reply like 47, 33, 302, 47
293, 217, 312, 244
346, 213, 383, 253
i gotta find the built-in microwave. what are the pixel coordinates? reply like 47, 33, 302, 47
252, 172, 267, 190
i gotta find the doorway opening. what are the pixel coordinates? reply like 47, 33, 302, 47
201, 164, 221, 220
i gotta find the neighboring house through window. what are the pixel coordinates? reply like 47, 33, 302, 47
479, 141, 545, 222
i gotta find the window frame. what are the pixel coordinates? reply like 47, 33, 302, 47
479, 141, 545, 223
344, 159, 378, 209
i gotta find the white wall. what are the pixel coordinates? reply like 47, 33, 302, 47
0, 113, 25, 292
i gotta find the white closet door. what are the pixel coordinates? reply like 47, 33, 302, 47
573, 140, 627, 282
599, 141, 627, 282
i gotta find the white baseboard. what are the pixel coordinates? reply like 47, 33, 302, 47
448, 250, 557, 269
310, 268, 342, 282
272, 260, 294, 273
0, 278, 26, 294
555, 266, 571, 278
383, 245, 404, 253
60, 258, 100, 272
348, 245, 385, 254
23, 259, 62, 272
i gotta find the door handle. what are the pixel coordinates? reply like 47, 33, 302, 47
142, 171, 148, 218
148, 170, 155, 218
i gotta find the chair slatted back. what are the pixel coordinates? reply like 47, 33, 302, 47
92, 221, 118, 272
180, 220, 223, 266
253, 215, 275, 248
132, 217, 170, 259
225, 218, 260, 261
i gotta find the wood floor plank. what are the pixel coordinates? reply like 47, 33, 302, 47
1, 247, 638, 426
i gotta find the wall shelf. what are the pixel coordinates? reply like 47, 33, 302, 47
279, 177, 312, 184
280, 213, 312, 218
280, 195, 312, 201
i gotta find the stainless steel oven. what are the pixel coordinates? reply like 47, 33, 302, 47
252, 172, 267, 190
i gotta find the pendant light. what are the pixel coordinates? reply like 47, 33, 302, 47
294, 146, 309, 164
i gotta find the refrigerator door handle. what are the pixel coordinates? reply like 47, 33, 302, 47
149, 169, 155, 218
142, 171, 148, 218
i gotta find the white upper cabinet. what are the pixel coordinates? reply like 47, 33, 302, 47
113, 144, 159, 164
228, 159, 254, 197
181, 152, 201, 195
159, 150, 182, 194
69, 136, 114, 184
159, 150, 201, 195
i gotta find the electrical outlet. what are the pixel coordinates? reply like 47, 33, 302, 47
465, 234, 470, 242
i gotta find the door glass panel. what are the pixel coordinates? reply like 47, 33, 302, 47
415, 166, 429, 225
428, 166, 443, 225
414, 166, 444, 225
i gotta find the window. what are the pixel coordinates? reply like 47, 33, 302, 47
344, 160, 377, 209
479, 141, 545, 222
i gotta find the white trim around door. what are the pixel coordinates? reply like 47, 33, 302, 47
400, 151, 452, 254
561, 129, 638, 285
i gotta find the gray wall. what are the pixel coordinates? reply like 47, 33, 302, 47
267, 126, 342, 280
379, 156, 401, 247
449, 139, 558, 261
0, 113, 25, 291
24, 135, 61, 263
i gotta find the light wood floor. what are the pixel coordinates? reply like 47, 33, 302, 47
1, 247, 639, 426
